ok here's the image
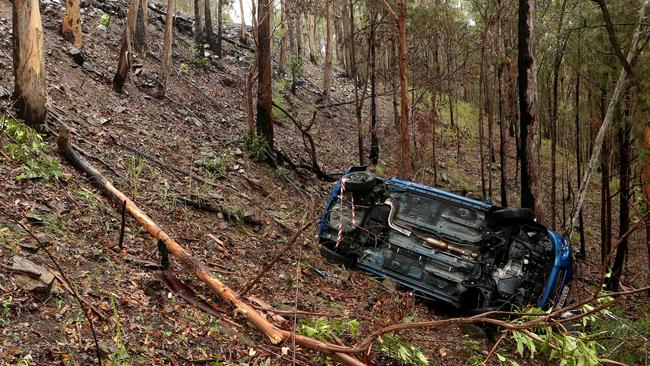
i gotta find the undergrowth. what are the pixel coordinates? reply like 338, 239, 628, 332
242, 130, 268, 162
1, 115, 63, 180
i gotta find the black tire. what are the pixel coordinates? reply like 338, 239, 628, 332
320, 244, 355, 267
342, 171, 376, 193
488, 208, 535, 226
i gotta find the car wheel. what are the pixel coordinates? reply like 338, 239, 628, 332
342, 171, 376, 192
488, 208, 535, 225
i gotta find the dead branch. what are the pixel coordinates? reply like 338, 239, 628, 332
57, 133, 365, 366
176, 197, 262, 226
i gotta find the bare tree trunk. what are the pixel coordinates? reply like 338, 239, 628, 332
194, 0, 205, 54
12, 0, 46, 129
348, 0, 364, 165
113, 0, 139, 93
323, 0, 333, 100
486, 63, 494, 200
256, 0, 273, 148
518, 0, 540, 217
278, 0, 286, 74
368, 10, 379, 165
159, 0, 174, 97
61, 0, 82, 48
238, 0, 247, 44
575, 73, 586, 258
134, 0, 147, 55
478, 39, 486, 200
397, 0, 412, 179
295, 13, 303, 61
391, 38, 399, 131
642, 126, 650, 297
496, 3, 508, 207
307, 14, 317, 64
609, 95, 631, 291
205, 0, 218, 55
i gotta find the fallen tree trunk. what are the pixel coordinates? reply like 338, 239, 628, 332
57, 132, 364, 366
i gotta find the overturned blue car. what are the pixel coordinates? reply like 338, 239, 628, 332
318, 167, 573, 311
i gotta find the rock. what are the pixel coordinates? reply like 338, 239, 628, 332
233, 148, 243, 157
221, 77, 235, 87
441, 172, 452, 185
113, 106, 126, 114
381, 278, 398, 292
224, 55, 237, 64
82, 62, 94, 72
11, 256, 55, 300
68, 47, 84, 65
185, 116, 202, 127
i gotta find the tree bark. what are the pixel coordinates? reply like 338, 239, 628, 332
397, 0, 412, 179
278, 0, 286, 74
575, 73, 586, 257
204, 0, 218, 55
323, 0, 333, 100
113, 0, 139, 93
599, 89, 611, 267
307, 14, 317, 64
348, 0, 364, 166
368, 10, 379, 165
134, 0, 147, 55
478, 38, 486, 200
496, 2, 508, 207
12, 0, 47, 129
238, 0, 247, 44
517, 0, 540, 217
61, 0, 82, 48
159, 0, 174, 97
194, 0, 205, 53
256, 0, 273, 148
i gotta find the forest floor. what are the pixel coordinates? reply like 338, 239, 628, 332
0, 2, 648, 365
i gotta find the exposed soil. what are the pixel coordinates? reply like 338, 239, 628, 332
0, 2, 647, 365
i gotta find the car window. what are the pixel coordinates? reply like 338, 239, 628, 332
395, 192, 487, 243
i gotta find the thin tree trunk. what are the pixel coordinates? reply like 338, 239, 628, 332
113, 0, 140, 93
575, 73, 586, 257
518, 0, 540, 217
134, 0, 147, 55
486, 64, 494, 200
496, 3, 508, 207
307, 14, 317, 64
216, 0, 222, 56
642, 126, 650, 297
323, 0, 333, 100
61, 0, 82, 48
609, 95, 631, 291
256, 0, 273, 148
12, 0, 47, 129
368, 10, 379, 165
348, 0, 364, 165
238, 0, 247, 44
159, 0, 174, 97
478, 39, 486, 200
194, 0, 205, 54
205, 0, 218, 54
397, 0, 412, 179
391, 38, 399, 131
278, 0, 287, 74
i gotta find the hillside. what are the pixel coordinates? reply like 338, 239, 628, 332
1, 1, 648, 365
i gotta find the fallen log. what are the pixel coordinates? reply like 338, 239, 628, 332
176, 197, 262, 226
57, 132, 364, 366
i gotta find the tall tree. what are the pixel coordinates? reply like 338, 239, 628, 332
517, 0, 540, 216
159, 0, 174, 97
205, 0, 219, 55
278, 0, 287, 74
238, 0, 247, 44
368, 8, 379, 165
12, 0, 46, 129
194, 0, 205, 54
397, 0, 412, 178
134, 0, 147, 55
113, 0, 139, 93
61, 0, 82, 48
323, 0, 333, 100
256, 0, 273, 148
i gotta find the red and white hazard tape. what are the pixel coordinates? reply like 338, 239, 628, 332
335, 178, 356, 248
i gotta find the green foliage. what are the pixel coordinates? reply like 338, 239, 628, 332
0, 297, 11, 327
179, 63, 190, 73
108, 294, 131, 366
592, 304, 650, 364
194, 55, 208, 68
99, 13, 111, 27
272, 91, 289, 120
1, 116, 63, 180
195, 149, 234, 179
287, 56, 305, 78
298, 317, 360, 342
242, 131, 268, 162
275, 166, 290, 182
376, 334, 428, 366
125, 157, 146, 198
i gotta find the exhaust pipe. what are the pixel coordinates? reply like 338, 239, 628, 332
384, 198, 477, 259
